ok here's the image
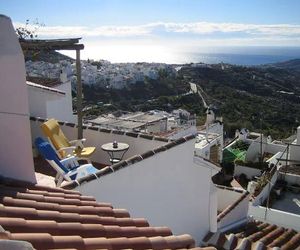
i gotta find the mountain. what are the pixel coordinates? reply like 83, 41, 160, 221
24, 50, 74, 63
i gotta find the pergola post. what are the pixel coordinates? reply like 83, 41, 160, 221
19, 38, 84, 139
76, 49, 83, 139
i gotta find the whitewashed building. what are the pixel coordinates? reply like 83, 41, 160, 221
195, 107, 224, 163
27, 72, 77, 123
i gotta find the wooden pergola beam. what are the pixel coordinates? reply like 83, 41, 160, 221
20, 43, 84, 51
20, 38, 84, 51
20, 38, 82, 47
20, 38, 84, 139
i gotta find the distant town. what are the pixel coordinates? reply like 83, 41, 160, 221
26, 59, 179, 89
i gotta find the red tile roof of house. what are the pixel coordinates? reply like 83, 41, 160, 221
202, 220, 300, 250
26, 76, 62, 88
0, 177, 214, 250
27, 81, 66, 95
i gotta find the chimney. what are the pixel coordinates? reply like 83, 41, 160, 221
60, 69, 68, 82
0, 15, 36, 183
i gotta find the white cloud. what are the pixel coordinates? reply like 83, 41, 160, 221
13, 21, 300, 38
161, 22, 300, 37
13, 21, 300, 49
13, 21, 152, 37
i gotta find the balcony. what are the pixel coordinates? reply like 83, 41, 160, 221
30, 116, 170, 187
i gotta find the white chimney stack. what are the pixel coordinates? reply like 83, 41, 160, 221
0, 15, 36, 183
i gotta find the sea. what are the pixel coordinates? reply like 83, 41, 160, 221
171, 47, 300, 66
72, 45, 300, 66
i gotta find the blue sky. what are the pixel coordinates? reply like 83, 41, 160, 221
3, 0, 300, 25
2, 0, 300, 62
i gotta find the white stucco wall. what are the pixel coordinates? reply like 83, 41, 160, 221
27, 81, 76, 123
75, 139, 214, 244
0, 15, 36, 183
252, 170, 278, 206
245, 136, 267, 162
195, 136, 222, 162
218, 194, 249, 231
46, 81, 76, 123
27, 85, 62, 118
265, 142, 286, 155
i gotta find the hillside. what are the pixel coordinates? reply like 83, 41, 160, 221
24, 50, 74, 63
266, 59, 300, 72
83, 60, 300, 138
23, 49, 300, 139
179, 63, 300, 138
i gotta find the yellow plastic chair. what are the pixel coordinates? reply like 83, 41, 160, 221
40, 119, 95, 162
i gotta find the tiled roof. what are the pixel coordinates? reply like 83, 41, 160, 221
202, 220, 300, 250
0, 177, 214, 250
26, 76, 62, 88
27, 81, 66, 95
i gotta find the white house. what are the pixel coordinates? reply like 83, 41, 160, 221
195, 108, 224, 163
27, 72, 77, 123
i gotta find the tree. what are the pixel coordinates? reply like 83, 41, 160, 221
15, 19, 44, 41
15, 19, 46, 62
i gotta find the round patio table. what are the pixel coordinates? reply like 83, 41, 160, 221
101, 142, 129, 165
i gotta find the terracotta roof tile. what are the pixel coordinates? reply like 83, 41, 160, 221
0, 181, 209, 250
202, 220, 300, 250
0, 186, 112, 208
27, 80, 66, 95
139, 134, 154, 140
267, 228, 295, 248
26, 76, 61, 88
281, 232, 300, 250
140, 150, 155, 159
153, 136, 169, 142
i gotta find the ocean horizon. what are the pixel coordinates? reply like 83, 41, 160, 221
173, 46, 300, 65
179, 52, 300, 66
63, 46, 300, 66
